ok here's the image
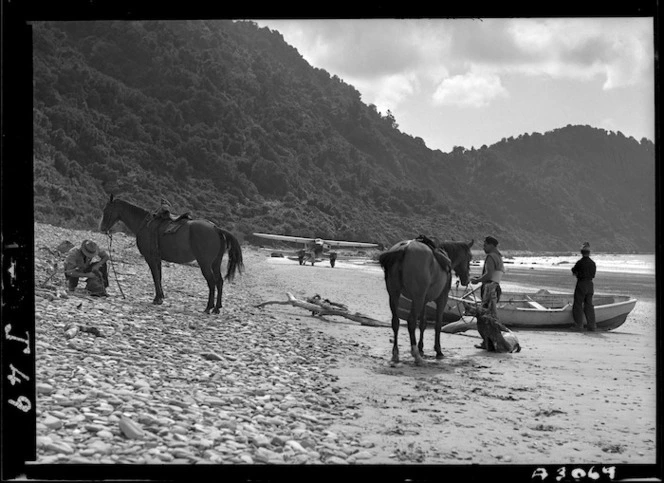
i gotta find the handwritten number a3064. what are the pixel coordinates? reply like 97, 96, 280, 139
532, 466, 617, 481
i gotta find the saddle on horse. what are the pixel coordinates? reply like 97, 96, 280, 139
146, 201, 194, 257
150, 206, 193, 234
415, 234, 451, 273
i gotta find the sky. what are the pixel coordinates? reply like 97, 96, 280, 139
253, 18, 655, 153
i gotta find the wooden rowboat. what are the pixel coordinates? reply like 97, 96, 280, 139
398, 290, 637, 331
397, 294, 467, 323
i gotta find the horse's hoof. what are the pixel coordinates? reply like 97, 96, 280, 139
435, 353, 445, 360
204, 309, 211, 315
153, 299, 163, 305
413, 357, 424, 366
212, 308, 220, 315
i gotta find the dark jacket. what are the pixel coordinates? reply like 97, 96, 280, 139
571, 256, 596, 280
64, 247, 109, 278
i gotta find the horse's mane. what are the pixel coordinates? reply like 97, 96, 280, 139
440, 240, 472, 260
115, 198, 149, 216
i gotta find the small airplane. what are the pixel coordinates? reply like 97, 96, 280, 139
252, 233, 379, 267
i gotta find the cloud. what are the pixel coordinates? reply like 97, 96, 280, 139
347, 71, 419, 113
259, 19, 432, 78
432, 72, 508, 108
505, 18, 653, 89
255, 17, 653, 109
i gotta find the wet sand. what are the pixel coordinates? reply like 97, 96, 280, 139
251, 249, 657, 465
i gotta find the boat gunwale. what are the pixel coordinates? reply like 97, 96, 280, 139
504, 297, 637, 313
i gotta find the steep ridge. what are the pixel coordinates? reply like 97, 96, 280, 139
32, 20, 655, 252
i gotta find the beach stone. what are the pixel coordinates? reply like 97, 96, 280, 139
326, 455, 349, 464
37, 383, 55, 395
194, 438, 214, 449
173, 449, 197, 460
37, 435, 53, 448
270, 435, 287, 447
119, 416, 145, 439
200, 352, 225, 361
290, 453, 309, 464
299, 439, 316, 449
43, 415, 63, 429
250, 434, 271, 447
238, 454, 254, 464
96, 404, 114, 415
97, 430, 114, 439
352, 450, 373, 460
45, 441, 74, 454
89, 440, 113, 455
286, 440, 307, 453
203, 397, 225, 407
84, 377, 98, 387
157, 452, 174, 462
50, 409, 68, 419
217, 420, 237, 431
69, 456, 94, 464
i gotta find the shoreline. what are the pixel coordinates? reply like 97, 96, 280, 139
267, 252, 656, 302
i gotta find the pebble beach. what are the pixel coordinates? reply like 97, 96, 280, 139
30, 222, 657, 473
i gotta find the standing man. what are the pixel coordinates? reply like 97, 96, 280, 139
470, 235, 505, 317
64, 239, 109, 296
571, 241, 596, 331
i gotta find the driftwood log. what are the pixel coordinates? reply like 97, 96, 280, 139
256, 292, 390, 327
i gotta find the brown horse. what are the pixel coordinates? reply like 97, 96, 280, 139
99, 195, 243, 314
379, 239, 473, 364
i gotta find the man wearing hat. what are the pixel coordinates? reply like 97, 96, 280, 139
64, 239, 109, 296
571, 242, 596, 331
471, 235, 505, 318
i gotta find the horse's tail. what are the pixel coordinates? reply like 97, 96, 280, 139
217, 228, 244, 281
378, 248, 405, 282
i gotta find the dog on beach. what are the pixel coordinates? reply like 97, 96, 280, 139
466, 306, 521, 353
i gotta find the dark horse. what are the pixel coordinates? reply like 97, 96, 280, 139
99, 195, 243, 314
379, 239, 473, 365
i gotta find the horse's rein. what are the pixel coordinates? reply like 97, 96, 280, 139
106, 232, 126, 299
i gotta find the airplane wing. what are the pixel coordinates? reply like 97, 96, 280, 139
321, 239, 379, 248
253, 233, 378, 248
253, 233, 317, 244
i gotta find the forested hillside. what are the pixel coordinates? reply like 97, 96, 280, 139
32, 20, 655, 252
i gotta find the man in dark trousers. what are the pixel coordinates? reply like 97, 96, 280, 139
571, 241, 597, 331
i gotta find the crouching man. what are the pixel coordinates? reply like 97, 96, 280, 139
64, 239, 109, 296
